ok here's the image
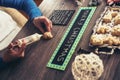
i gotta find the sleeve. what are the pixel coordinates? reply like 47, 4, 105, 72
0, 57, 8, 69
0, 0, 42, 20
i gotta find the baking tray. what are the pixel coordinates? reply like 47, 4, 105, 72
90, 6, 120, 54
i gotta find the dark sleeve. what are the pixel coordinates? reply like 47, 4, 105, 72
0, 57, 8, 69
0, 0, 42, 20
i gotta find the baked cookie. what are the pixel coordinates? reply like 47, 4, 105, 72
96, 24, 110, 34
104, 34, 120, 46
110, 7, 120, 11
71, 53, 104, 80
111, 25, 120, 36
111, 11, 118, 18
102, 13, 112, 23
114, 15, 120, 25
43, 32, 53, 39
90, 34, 105, 46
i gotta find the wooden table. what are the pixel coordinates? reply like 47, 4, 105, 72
0, 0, 120, 80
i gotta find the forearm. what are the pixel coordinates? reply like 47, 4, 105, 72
0, 0, 42, 19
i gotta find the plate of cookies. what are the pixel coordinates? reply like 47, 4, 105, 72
90, 7, 120, 54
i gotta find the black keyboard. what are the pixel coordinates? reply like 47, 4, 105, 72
49, 10, 75, 26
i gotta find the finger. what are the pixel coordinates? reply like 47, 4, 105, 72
38, 16, 52, 32
19, 49, 25, 56
8, 43, 14, 49
14, 40, 26, 54
45, 20, 52, 32
35, 22, 45, 33
18, 43, 26, 56
9, 48, 18, 57
9, 41, 19, 49
8, 42, 18, 48
10, 48, 23, 57
49, 20, 53, 31
9, 45, 22, 56
20, 44, 26, 51
38, 25, 45, 33
21, 39, 26, 47
20, 51, 25, 58
33, 17, 45, 33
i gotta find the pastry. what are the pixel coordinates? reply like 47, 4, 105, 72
110, 7, 120, 11
114, 15, 120, 25
112, 36, 120, 45
96, 24, 110, 34
43, 32, 53, 39
104, 34, 120, 45
90, 34, 105, 46
71, 53, 104, 80
111, 11, 118, 18
111, 25, 120, 36
102, 13, 112, 23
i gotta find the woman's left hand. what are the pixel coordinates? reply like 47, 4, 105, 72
3, 40, 26, 62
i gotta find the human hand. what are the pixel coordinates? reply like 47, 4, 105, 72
107, 0, 120, 5
33, 16, 52, 33
3, 40, 26, 62
114, 0, 120, 2
8, 40, 26, 57
107, 0, 114, 5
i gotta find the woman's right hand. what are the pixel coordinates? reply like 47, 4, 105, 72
33, 16, 52, 33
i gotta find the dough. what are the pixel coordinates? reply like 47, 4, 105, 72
43, 32, 53, 39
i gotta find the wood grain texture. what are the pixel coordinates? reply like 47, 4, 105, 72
0, 0, 120, 80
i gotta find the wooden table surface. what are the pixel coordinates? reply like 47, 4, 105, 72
0, 0, 120, 80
